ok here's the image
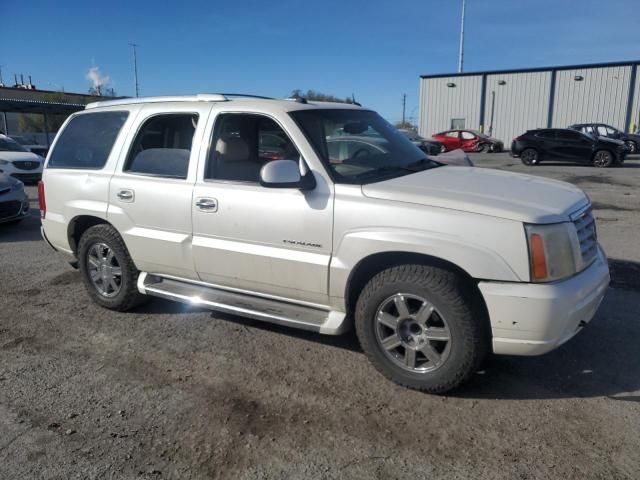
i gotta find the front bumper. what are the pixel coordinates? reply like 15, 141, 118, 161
0, 194, 30, 224
479, 247, 610, 356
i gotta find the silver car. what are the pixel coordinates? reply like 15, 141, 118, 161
0, 173, 29, 224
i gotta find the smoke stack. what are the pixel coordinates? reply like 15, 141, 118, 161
14, 74, 18, 86
20, 74, 24, 85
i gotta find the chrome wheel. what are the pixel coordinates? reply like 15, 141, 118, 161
625, 140, 636, 154
593, 150, 612, 168
87, 242, 122, 298
375, 293, 452, 373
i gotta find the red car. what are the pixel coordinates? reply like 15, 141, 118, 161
431, 129, 504, 153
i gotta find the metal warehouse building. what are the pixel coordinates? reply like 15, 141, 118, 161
418, 60, 640, 146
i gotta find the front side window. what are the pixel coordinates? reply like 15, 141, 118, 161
124, 114, 198, 179
536, 131, 555, 139
291, 109, 439, 184
460, 131, 475, 140
206, 113, 300, 183
597, 126, 608, 136
48, 111, 128, 169
605, 126, 618, 136
444, 131, 459, 138
557, 130, 580, 141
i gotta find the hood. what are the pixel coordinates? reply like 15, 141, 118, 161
361, 166, 588, 223
625, 132, 640, 142
0, 151, 42, 161
0, 172, 22, 189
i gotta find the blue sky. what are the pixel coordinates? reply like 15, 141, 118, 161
2, 0, 638, 122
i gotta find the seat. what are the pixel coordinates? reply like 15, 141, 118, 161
214, 136, 261, 182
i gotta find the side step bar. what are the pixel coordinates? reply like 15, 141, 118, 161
137, 272, 349, 335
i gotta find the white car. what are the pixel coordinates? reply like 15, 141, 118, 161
40, 94, 610, 393
0, 134, 45, 183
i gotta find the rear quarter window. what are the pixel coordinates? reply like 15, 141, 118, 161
48, 111, 129, 169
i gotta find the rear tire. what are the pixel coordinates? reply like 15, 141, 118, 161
592, 150, 613, 168
78, 224, 147, 311
520, 148, 539, 165
355, 264, 489, 394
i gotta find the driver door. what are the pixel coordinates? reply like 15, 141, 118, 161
191, 111, 334, 305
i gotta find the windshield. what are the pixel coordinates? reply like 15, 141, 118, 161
290, 109, 440, 184
0, 137, 29, 152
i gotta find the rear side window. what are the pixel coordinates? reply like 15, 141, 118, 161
48, 111, 128, 169
535, 131, 555, 139
124, 114, 198, 179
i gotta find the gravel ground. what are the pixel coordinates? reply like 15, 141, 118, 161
1, 153, 639, 479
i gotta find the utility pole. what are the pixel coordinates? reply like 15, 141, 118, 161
129, 43, 140, 97
458, 0, 466, 73
402, 93, 407, 125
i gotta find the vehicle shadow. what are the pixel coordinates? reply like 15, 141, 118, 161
0, 212, 43, 243
540, 160, 640, 168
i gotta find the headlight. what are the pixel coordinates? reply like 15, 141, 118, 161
0, 159, 9, 165
525, 223, 581, 282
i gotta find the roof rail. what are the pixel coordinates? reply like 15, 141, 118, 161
85, 93, 275, 109
85, 94, 228, 109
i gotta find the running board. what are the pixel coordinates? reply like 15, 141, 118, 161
137, 272, 348, 335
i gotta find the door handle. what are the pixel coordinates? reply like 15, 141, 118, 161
195, 197, 218, 212
117, 189, 134, 202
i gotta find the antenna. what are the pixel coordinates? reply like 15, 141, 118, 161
129, 43, 140, 97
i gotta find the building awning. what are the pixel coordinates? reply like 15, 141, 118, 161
0, 97, 86, 114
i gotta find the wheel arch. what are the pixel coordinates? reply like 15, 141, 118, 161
67, 215, 113, 255
344, 251, 489, 322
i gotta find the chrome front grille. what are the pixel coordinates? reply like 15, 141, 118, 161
573, 209, 597, 264
13, 160, 40, 170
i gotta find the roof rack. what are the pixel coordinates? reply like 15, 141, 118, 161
85, 93, 273, 109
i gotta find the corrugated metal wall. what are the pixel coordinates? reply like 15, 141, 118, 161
484, 71, 550, 143
418, 76, 482, 138
418, 62, 640, 144
630, 69, 640, 132
552, 66, 632, 129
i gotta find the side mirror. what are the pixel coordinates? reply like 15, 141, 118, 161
259, 160, 315, 190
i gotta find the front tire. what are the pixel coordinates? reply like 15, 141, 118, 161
520, 148, 539, 165
355, 265, 489, 394
624, 140, 637, 154
78, 224, 147, 311
592, 150, 613, 168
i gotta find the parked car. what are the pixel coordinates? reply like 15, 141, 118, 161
431, 129, 504, 153
327, 135, 472, 167
568, 123, 640, 154
398, 129, 445, 155
0, 134, 45, 183
0, 173, 29, 224
511, 128, 627, 167
9, 135, 50, 157
40, 94, 609, 394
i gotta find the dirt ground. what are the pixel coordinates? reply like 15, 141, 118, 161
1, 153, 639, 479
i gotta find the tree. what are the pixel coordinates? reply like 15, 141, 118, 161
289, 89, 354, 104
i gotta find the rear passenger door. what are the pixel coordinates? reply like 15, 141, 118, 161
108, 104, 211, 279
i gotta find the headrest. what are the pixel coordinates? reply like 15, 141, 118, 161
128, 148, 190, 178
215, 136, 250, 163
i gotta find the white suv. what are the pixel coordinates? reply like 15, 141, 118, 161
40, 94, 610, 393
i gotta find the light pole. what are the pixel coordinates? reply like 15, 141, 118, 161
129, 43, 140, 97
458, 0, 466, 73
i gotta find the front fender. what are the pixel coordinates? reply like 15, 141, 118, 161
329, 226, 528, 303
